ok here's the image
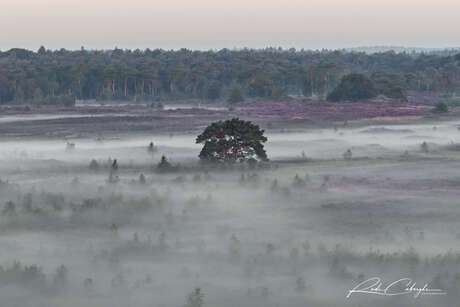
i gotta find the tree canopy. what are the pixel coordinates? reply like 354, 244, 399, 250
0, 47, 459, 105
228, 86, 245, 104
327, 73, 378, 102
196, 118, 268, 163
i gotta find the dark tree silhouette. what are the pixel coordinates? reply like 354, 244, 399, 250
196, 118, 268, 163
157, 155, 172, 171
111, 159, 118, 171
228, 86, 244, 104
432, 101, 448, 113
327, 73, 378, 102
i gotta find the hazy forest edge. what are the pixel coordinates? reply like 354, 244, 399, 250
1, 47, 460, 106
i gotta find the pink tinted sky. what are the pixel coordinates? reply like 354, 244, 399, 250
1, 0, 459, 50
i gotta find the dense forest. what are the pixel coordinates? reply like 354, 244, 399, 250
1, 47, 460, 105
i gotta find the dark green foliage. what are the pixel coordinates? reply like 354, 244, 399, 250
196, 118, 268, 163
248, 77, 274, 98
34, 94, 76, 107
328, 74, 378, 102
371, 71, 408, 100
432, 101, 449, 113
157, 155, 173, 171
206, 80, 221, 100
302, 64, 343, 99
0, 48, 460, 104
383, 87, 407, 101
228, 86, 244, 104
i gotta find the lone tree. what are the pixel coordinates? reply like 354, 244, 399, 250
327, 73, 377, 102
196, 118, 268, 163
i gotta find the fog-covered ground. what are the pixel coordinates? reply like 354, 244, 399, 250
1, 119, 460, 306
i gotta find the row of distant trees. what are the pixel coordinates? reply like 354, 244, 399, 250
0, 47, 459, 105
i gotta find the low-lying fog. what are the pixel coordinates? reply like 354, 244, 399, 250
1, 119, 460, 307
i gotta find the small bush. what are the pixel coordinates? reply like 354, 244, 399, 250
432, 101, 449, 113
89, 159, 100, 171
184, 288, 204, 307
157, 155, 173, 172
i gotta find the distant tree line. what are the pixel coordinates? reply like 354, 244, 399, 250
0, 47, 460, 105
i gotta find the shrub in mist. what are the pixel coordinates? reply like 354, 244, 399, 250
290, 247, 300, 262
329, 256, 353, 279
166, 210, 174, 226
106, 172, 120, 184
158, 232, 168, 250
239, 174, 246, 185
421, 141, 429, 153
157, 155, 173, 172
192, 174, 202, 183
302, 240, 311, 256
261, 287, 269, 298
270, 179, 279, 192
172, 175, 186, 184
110, 223, 119, 235
53, 265, 69, 288
229, 233, 241, 258
184, 288, 204, 307
432, 101, 449, 113
418, 231, 425, 241
66, 142, 76, 151
343, 149, 353, 160
320, 175, 330, 192
147, 141, 158, 154
295, 277, 306, 292
111, 159, 119, 171
2, 201, 16, 216
22, 192, 33, 212
83, 278, 93, 289
401, 150, 410, 160
111, 272, 125, 288
138, 173, 146, 184
292, 174, 307, 188
89, 159, 100, 171
266, 243, 275, 255
0, 261, 46, 288
244, 173, 260, 187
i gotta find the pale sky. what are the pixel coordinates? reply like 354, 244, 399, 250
1, 0, 460, 51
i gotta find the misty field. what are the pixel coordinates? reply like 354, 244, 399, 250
1, 117, 460, 307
